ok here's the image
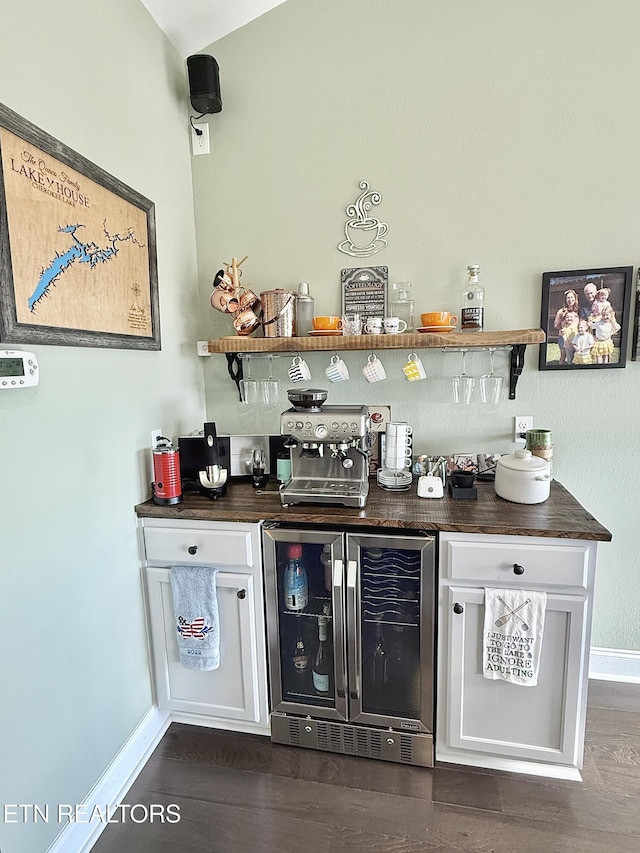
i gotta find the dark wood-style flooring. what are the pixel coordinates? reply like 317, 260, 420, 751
93, 680, 640, 852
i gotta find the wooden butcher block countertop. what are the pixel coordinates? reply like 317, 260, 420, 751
136, 480, 611, 542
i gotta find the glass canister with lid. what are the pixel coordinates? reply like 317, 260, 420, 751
390, 281, 414, 331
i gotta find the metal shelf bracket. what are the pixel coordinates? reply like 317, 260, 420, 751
509, 344, 526, 400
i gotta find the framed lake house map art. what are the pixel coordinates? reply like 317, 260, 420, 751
0, 102, 160, 349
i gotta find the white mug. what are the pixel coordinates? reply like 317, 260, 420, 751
385, 436, 412, 450
325, 354, 350, 382
288, 355, 312, 383
362, 354, 387, 383
386, 422, 413, 438
383, 317, 407, 334
364, 317, 383, 335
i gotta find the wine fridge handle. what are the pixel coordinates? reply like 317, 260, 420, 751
332, 559, 347, 699
346, 559, 360, 701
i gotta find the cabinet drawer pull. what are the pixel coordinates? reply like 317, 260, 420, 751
453, 603, 464, 614
513, 563, 525, 575
237, 589, 246, 600
187, 545, 198, 555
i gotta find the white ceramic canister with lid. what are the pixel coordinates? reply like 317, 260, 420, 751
494, 448, 551, 504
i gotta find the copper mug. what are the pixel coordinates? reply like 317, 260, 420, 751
233, 307, 261, 335
239, 289, 260, 311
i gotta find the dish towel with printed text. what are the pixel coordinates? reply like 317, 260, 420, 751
482, 588, 547, 686
170, 565, 220, 671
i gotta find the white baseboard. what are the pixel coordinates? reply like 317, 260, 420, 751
47, 706, 170, 853
589, 646, 640, 683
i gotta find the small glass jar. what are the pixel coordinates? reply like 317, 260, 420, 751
390, 281, 415, 331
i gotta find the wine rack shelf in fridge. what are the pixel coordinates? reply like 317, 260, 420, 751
262, 525, 436, 767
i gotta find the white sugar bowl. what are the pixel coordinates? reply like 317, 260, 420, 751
494, 449, 551, 504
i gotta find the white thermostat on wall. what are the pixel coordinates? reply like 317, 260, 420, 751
0, 350, 39, 388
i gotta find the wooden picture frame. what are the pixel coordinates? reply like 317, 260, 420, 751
0, 102, 160, 349
538, 266, 632, 371
632, 269, 640, 361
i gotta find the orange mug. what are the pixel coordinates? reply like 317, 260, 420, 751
312, 316, 343, 331
421, 311, 458, 328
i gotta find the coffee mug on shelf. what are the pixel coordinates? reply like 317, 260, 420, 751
288, 355, 312, 383
362, 353, 387, 383
364, 317, 383, 335
312, 315, 343, 331
233, 307, 261, 335
383, 317, 407, 334
420, 311, 458, 328
239, 289, 260, 311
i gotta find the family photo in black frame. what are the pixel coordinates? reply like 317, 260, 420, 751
539, 266, 633, 371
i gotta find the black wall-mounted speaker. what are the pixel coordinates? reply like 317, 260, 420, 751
187, 54, 222, 114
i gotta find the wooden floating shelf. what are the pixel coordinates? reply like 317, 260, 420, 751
206, 329, 545, 354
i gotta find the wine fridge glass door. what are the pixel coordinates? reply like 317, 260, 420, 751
346, 533, 435, 733
262, 527, 348, 721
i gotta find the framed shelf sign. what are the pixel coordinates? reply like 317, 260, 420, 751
341, 266, 388, 320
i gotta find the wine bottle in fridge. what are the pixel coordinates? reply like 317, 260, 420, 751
372, 620, 388, 688
312, 616, 330, 694
292, 631, 309, 676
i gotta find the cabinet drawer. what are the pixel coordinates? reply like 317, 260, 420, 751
143, 526, 255, 568
444, 535, 590, 589
498, 543, 589, 588
447, 540, 502, 582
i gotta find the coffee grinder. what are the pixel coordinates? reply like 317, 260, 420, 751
199, 421, 228, 499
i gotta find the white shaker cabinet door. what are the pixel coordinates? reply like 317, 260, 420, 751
146, 566, 267, 728
441, 586, 588, 768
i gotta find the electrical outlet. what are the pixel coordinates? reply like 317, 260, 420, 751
513, 416, 533, 442
150, 428, 163, 450
197, 340, 211, 356
191, 122, 210, 155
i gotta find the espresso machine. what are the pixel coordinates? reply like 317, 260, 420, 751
279, 389, 370, 508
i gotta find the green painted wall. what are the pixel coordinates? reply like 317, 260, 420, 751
0, 2, 205, 851
194, 0, 640, 650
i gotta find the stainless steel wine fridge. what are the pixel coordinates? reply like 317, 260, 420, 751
262, 525, 435, 767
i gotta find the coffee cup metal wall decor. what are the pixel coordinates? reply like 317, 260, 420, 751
338, 180, 388, 258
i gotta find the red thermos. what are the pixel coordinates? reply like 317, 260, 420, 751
152, 437, 183, 505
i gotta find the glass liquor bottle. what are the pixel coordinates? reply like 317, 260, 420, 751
312, 616, 330, 694
460, 264, 484, 332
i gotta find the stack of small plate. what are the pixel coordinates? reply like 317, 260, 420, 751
376, 468, 413, 490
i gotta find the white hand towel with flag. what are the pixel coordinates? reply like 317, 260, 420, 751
170, 565, 220, 671
483, 588, 547, 686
